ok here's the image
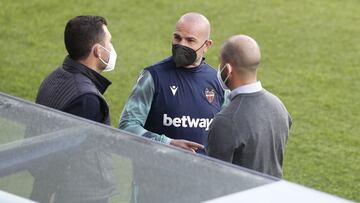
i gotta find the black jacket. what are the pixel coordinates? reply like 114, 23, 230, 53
32, 56, 115, 203
36, 56, 111, 125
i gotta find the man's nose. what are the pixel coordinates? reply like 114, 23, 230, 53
177, 38, 189, 47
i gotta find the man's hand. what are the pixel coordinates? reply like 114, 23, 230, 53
170, 139, 204, 153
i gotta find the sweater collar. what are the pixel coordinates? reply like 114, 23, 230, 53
62, 56, 111, 94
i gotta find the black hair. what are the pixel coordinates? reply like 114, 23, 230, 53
64, 16, 107, 60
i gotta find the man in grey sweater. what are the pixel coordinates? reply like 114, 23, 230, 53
207, 35, 292, 178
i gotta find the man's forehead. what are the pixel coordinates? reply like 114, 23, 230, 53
174, 22, 204, 39
102, 25, 111, 39
173, 30, 198, 40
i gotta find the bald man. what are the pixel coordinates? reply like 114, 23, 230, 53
207, 35, 292, 178
119, 12, 226, 202
119, 12, 225, 153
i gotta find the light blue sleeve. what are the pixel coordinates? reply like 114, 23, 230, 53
118, 70, 172, 144
221, 90, 231, 109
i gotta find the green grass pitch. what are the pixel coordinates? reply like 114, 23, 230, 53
0, 0, 359, 201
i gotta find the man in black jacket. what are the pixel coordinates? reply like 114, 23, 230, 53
33, 15, 117, 203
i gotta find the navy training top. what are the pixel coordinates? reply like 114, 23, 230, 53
144, 57, 224, 154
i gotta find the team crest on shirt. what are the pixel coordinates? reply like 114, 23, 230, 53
204, 88, 215, 103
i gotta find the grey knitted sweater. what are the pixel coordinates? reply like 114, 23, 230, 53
207, 89, 292, 178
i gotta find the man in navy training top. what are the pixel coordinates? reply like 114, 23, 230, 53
119, 12, 226, 203
119, 12, 225, 153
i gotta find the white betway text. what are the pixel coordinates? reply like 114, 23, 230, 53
163, 114, 213, 131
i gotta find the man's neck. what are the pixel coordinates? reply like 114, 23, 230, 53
230, 77, 257, 90
78, 58, 101, 73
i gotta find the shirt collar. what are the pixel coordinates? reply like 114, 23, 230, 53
63, 56, 112, 94
228, 81, 263, 100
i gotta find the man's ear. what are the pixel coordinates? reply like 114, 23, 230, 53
204, 39, 213, 53
93, 44, 101, 58
226, 63, 233, 75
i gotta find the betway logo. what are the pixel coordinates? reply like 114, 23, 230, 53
163, 114, 213, 131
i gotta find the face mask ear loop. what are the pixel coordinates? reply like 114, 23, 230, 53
220, 63, 228, 72
223, 72, 230, 84
221, 64, 231, 83
195, 40, 208, 52
98, 44, 110, 65
98, 44, 111, 53
99, 57, 108, 66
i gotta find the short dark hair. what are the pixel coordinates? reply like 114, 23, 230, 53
64, 16, 107, 60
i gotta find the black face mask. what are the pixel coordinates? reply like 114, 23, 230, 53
172, 41, 207, 67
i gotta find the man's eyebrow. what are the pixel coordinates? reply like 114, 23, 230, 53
173, 33, 198, 41
185, 36, 197, 41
